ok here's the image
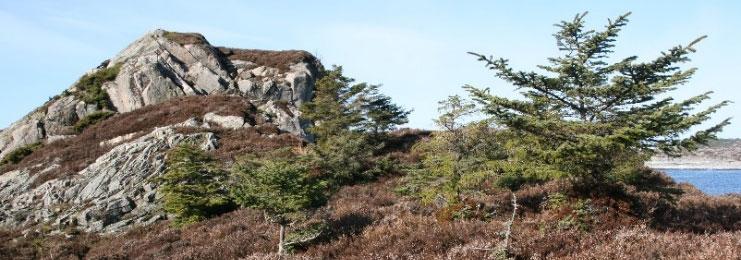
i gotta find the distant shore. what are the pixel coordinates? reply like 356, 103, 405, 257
646, 159, 741, 170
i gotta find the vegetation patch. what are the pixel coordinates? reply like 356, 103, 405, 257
73, 111, 115, 133
217, 47, 318, 72
163, 31, 209, 45
73, 63, 121, 110
0, 142, 42, 166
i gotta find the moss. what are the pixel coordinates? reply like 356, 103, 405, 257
73, 63, 121, 110
73, 111, 116, 133
0, 142, 43, 166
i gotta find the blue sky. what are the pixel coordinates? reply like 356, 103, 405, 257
1, 1, 739, 137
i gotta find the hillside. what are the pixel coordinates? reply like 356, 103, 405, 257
0, 30, 319, 233
647, 139, 741, 169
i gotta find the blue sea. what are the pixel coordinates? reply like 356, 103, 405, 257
664, 169, 741, 195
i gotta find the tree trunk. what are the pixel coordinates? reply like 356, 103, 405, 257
278, 224, 286, 256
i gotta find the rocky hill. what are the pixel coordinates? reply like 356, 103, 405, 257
647, 139, 741, 169
0, 30, 321, 233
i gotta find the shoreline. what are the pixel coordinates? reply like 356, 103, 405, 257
646, 161, 741, 170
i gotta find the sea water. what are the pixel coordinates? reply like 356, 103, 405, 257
664, 169, 741, 195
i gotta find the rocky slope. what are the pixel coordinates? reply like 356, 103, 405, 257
0, 30, 321, 233
647, 139, 741, 169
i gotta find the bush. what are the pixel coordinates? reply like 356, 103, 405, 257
73, 111, 115, 133
74, 63, 121, 110
230, 154, 329, 255
0, 142, 42, 166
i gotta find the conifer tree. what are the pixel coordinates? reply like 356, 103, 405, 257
158, 144, 231, 227
466, 12, 731, 184
300, 66, 410, 186
358, 84, 411, 135
300, 66, 365, 140
230, 157, 328, 256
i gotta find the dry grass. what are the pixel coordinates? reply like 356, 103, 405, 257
217, 47, 318, 72
163, 31, 210, 46
3, 173, 737, 259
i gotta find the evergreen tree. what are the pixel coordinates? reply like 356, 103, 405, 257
158, 144, 231, 227
300, 66, 365, 140
300, 66, 409, 186
230, 157, 328, 256
358, 84, 411, 135
465, 12, 730, 185
399, 96, 506, 206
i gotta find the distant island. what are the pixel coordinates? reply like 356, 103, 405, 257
647, 139, 741, 169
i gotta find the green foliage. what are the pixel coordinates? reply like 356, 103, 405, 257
301, 66, 410, 138
465, 12, 730, 186
308, 132, 381, 186
399, 96, 507, 205
300, 66, 366, 140
301, 66, 409, 187
74, 63, 121, 110
0, 142, 42, 166
358, 85, 411, 134
73, 111, 115, 133
230, 155, 328, 224
158, 144, 232, 227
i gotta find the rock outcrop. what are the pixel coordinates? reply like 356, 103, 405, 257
0, 30, 322, 233
0, 121, 215, 233
0, 29, 321, 159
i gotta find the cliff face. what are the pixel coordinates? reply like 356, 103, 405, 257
0, 30, 321, 233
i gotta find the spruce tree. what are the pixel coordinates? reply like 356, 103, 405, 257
466, 12, 730, 185
158, 144, 231, 227
358, 84, 411, 135
300, 66, 365, 140
300, 65, 410, 186
230, 157, 328, 256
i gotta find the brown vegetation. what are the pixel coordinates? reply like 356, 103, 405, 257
0, 95, 255, 186
163, 31, 210, 46
217, 47, 318, 72
2, 173, 738, 259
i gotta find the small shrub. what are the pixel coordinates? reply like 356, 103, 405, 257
73, 111, 115, 133
0, 142, 42, 166
230, 155, 330, 255
73, 63, 121, 110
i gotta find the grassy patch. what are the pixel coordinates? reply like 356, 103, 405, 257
163, 31, 209, 45
73, 63, 121, 110
73, 111, 115, 133
0, 142, 42, 166
217, 47, 317, 73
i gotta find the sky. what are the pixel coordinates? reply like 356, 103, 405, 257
1, 1, 739, 138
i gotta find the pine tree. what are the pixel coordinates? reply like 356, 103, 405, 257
158, 144, 231, 227
465, 12, 730, 185
230, 157, 328, 256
